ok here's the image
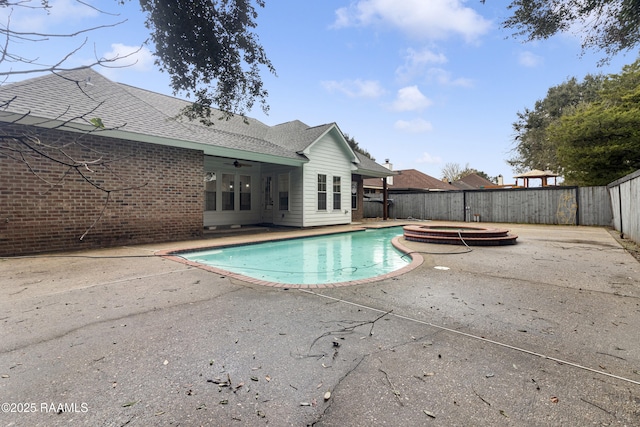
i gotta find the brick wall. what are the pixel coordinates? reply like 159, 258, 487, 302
0, 124, 204, 256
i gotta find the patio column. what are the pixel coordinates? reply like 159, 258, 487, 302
383, 178, 388, 220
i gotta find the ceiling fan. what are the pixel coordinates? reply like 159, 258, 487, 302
225, 160, 253, 168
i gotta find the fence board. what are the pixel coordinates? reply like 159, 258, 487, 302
608, 170, 640, 244
364, 186, 613, 227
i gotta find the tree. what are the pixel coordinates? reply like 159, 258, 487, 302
441, 162, 495, 183
139, 0, 275, 121
550, 59, 640, 185
508, 74, 604, 173
0, 1, 131, 76
1, 0, 274, 120
1, 0, 276, 239
343, 133, 374, 160
487, 0, 640, 63
0, 76, 149, 240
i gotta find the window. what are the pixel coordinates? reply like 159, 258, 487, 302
317, 174, 327, 210
222, 174, 234, 211
333, 176, 341, 210
263, 176, 273, 208
204, 172, 216, 211
351, 181, 358, 210
278, 173, 289, 210
239, 175, 251, 210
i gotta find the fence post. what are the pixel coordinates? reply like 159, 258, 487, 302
575, 187, 580, 226
618, 185, 624, 237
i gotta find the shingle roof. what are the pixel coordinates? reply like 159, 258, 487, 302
451, 173, 495, 190
0, 68, 393, 175
355, 152, 395, 178
265, 121, 333, 152
364, 169, 457, 191
0, 69, 289, 162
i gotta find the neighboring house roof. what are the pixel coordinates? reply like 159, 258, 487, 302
0, 68, 391, 177
451, 173, 495, 190
364, 169, 457, 191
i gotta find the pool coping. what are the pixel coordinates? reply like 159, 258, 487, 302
156, 226, 424, 288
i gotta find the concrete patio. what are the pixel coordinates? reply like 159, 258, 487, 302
1, 222, 639, 426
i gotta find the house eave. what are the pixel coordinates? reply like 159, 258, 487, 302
357, 169, 397, 179
300, 124, 360, 164
1, 112, 308, 167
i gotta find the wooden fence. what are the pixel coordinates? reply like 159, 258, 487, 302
608, 170, 640, 244
364, 186, 613, 227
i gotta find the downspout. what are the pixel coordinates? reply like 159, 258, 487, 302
383, 178, 388, 220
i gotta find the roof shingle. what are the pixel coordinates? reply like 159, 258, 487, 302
0, 68, 393, 176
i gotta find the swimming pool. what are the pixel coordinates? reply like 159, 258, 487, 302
176, 227, 417, 286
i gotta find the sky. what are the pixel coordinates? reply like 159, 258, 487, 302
2, 0, 637, 182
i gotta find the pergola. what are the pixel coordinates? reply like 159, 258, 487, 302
514, 170, 559, 187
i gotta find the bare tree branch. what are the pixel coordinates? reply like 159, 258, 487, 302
1, 85, 148, 240
0, 0, 132, 76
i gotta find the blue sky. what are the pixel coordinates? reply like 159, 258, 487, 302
2, 0, 635, 182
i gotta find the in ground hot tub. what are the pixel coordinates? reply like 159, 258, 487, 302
403, 224, 518, 246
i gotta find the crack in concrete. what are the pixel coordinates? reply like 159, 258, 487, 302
0, 286, 245, 354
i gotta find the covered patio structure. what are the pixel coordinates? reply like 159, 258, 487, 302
514, 169, 560, 187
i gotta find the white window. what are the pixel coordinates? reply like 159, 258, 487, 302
204, 172, 216, 211
278, 173, 289, 211
333, 176, 341, 210
222, 174, 234, 211
240, 175, 251, 211
318, 174, 327, 210
263, 176, 273, 208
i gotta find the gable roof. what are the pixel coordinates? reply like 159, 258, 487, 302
355, 152, 395, 178
451, 173, 495, 190
0, 68, 392, 177
364, 169, 457, 191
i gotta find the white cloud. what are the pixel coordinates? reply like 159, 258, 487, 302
518, 51, 544, 68
396, 47, 447, 82
391, 86, 432, 112
321, 79, 386, 99
103, 44, 155, 70
416, 151, 442, 163
0, 0, 101, 32
395, 118, 433, 133
98, 44, 155, 81
333, 0, 492, 42
403, 47, 448, 66
426, 68, 473, 87
48, 0, 101, 21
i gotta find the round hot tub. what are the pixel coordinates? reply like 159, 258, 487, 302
403, 224, 518, 246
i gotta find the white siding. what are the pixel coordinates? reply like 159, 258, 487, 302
301, 130, 354, 227
263, 164, 304, 227
202, 126, 357, 229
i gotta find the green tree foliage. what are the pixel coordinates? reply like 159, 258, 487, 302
508, 74, 604, 173
0, 0, 275, 121
343, 133, 374, 160
139, 0, 275, 121
550, 60, 640, 185
487, 0, 640, 62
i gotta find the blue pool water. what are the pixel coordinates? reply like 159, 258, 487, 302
181, 227, 409, 285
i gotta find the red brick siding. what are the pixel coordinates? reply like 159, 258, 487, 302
0, 124, 204, 255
